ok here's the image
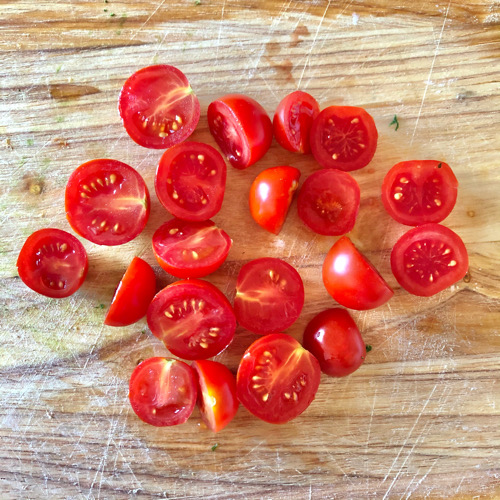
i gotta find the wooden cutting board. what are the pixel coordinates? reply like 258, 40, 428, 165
1, 1, 499, 498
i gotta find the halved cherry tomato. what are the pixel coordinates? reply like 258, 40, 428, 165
249, 166, 300, 235
207, 94, 273, 169
323, 236, 393, 310
129, 357, 197, 427
234, 258, 304, 335
236, 334, 321, 424
104, 257, 156, 327
119, 65, 200, 149
391, 223, 468, 297
297, 169, 360, 235
381, 160, 458, 226
17, 228, 88, 298
155, 142, 226, 221
302, 308, 366, 377
65, 159, 149, 246
273, 91, 320, 154
310, 106, 378, 171
147, 279, 236, 360
192, 360, 239, 433
152, 219, 232, 278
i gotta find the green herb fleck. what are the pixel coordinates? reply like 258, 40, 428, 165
56, 65, 62, 73
104, 8, 108, 11
389, 115, 399, 131
56, 116, 64, 123
119, 13, 127, 26
366, 344, 372, 353
211, 443, 219, 451
95, 303, 106, 309
27, 138, 34, 146
195, 0, 201, 4
116, 30, 122, 35
110, 12, 116, 17
437, 162, 442, 168
141, 329, 147, 335
19, 156, 28, 167
104, 0, 108, 3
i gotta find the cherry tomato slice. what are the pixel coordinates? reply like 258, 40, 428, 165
207, 94, 273, 169
104, 257, 156, 327
65, 159, 149, 246
302, 308, 366, 377
310, 106, 378, 171
119, 65, 200, 149
129, 357, 197, 427
249, 166, 300, 235
153, 219, 232, 279
17, 228, 88, 298
236, 334, 321, 424
381, 160, 458, 226
192, 360, 239, 433
147, 279, 236, 360
323, 236, 394, 310
234, 258, 304, 335
155, 142, 226, 221
297, 169, 360, 236
273, 91, 320, 154
391, 223, 468, 297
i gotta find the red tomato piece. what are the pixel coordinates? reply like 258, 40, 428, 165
236, 334, 321, 424
381, 160, 458, 226
207, 94, 273, 169
155, 142, 226, 221
129, 357, 197, 427
302, 308, 366, 377
234, 258, 304, 335
17, 228, 88, 298
192, 360, 239, 433
119, 65, 200, 149
249, 166, 300, 235
65, 159, 150, 246
391, 223, 468, 297
152, 219, 232, 279
147, 279, 236, 360
297, 169, 360, 235
104, 257, 156, 327
310, 106, 378, 171
323, 236, 393, 310
273, 91, 320, 154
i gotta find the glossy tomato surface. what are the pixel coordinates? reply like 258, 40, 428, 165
153, 219, 232, 278
207, 94, 273, 169
323, 236, 394, 310
147, 279, 236, 360
65, 159, 150, 246
155, 142, 226, 221
104, 257, 156, 327
381, 160, 458, 226
237, 334, 321, 424
249, 166, 300, 235
17, 228, 88, 298
234, 258, 304, 335
119, 65, 200, 149
297, 169, 360, 235
129, 357, 197, 427
391, 223, 468, 296
273, 91, 320, 154
310, 106, 378, 171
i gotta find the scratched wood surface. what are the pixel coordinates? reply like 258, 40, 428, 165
1, 0, 500, 498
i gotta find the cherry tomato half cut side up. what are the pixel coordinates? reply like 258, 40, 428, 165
119, 65, 200, 149
249, 166, 300, 235
17, 228, 88, 298
322, 236, 394, 310
104, 257, 156, 327
129, 357, 197, 427
273, 91, 320, 154
207, 94, 273, 169
391, 223, 468, 297
236, 334, 321, 424
310, 106, 378, 171
155, 142, 226, 221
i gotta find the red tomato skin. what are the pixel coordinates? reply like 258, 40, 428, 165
273, 91, 320, 154
207, 94, 273, 169
104, 257, 156, 327
192, 360, 239, 433
302, 308, 365, 377
322, 236, 394, 310
249, 166, 301, 235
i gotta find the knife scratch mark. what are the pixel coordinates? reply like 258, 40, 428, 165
130, 0, 167, 41
213, 0, 226, 80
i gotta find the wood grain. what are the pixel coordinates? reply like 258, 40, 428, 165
1, 0, 499, 498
